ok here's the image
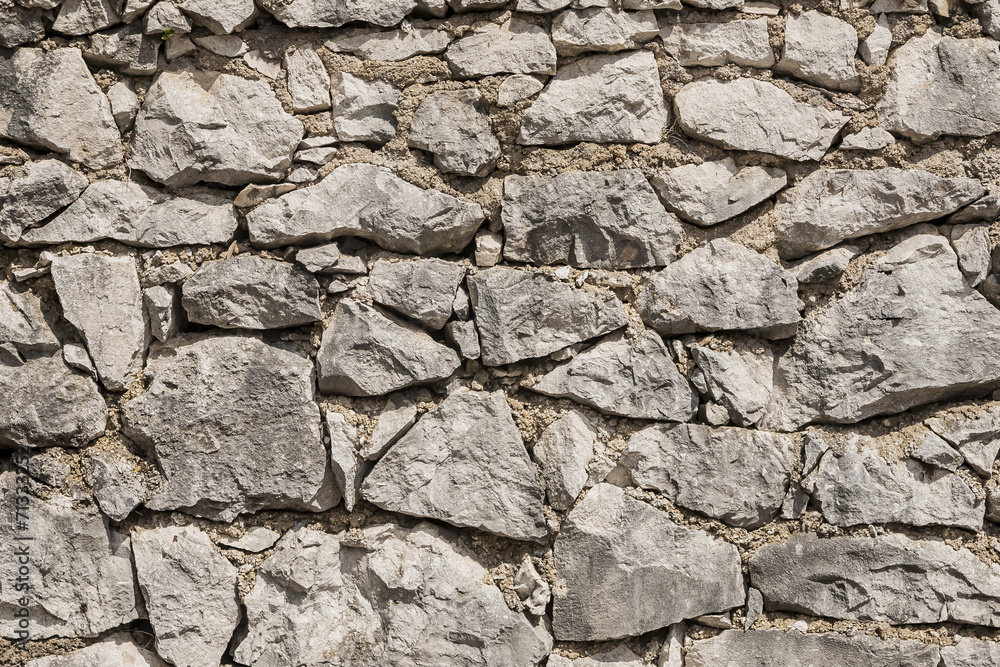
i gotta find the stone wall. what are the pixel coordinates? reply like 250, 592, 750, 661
2, 0, 1000, 664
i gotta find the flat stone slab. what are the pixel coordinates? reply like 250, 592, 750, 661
368, 258, 466, 330
941, 638, 1000, 667
408, 89, 500, 176
445, 17, 557, 78
0, 159, 88, 244
326, 27, 453, 61
258, 0, 416, 28
0, 280, 59, 353
926, 405, 1000, 476
551, 7, 659, 56
26, 635, 167, 667
776, 10, 860, 92
661, 19, 774, 67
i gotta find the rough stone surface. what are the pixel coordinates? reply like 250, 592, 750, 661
692, 343, 774, 426
551, 7, 659, 56
776, 11, 860, 92
326, 27, 453, 61
84, 22, 159, 75
368, 258, 465, 330
661, 19, 775, 67
331, 72, 399, 144
927, 405, 1000, 476
840, 126, 896, 150
788, 245, 860, 283
941, 638, 1000, 666
0, 279, 59, 353
534, 410, 596, 511
408, 89, 500, 176
284, 46, 330, 113
144, 285, 181, 343
951, 223, 991, 286
88, 450, 144, 521
445, 18, 557, 78
498, 74, 544, 106
26, 635, 168, 667
0, 159, 88, 243
259, 0, 416, 27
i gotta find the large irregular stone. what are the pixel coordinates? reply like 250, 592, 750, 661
0, 280, 58, 353
51, 253, 147, 392
553, 483, 745, 641
650, 158, 786, 226
789, 245, 860, 284
661, 19, 775, 67
52, 0, 121, 34
750, 532, 1000, 626
122, 335, 338, 521
502, 169, 683, 268
548, 647, 645, 667
773, 168, 984, 258
445, 18, 557, 78
408, 89, 500, 177
0, 473, 140, 639
674, 77, 848, 161
259, 0, 417, 27
776, 10, 860, 92
0, 354, 106, 448
0, 160, 88, 243
951, 223, 991, 286
534, 410, 597, 511
362, 390, 548, 541
84, 22, 160, 75
638, 238, 801, 339
686, 630, 941, 667
247, 163, 484, 253
0, 48, 123, 169
0, 1, 44, 48
942, 638, 1000, 666
88, 450, 145, 521
519, 50, 667, 145
331, 72, 400, 144
326, 27, 453, 61
130, 70, 304, 188
691, 343, 774, 427
178, 0, 256, 34
181, 255, 321, 329
761, 232, 1000, 431
620, 424, 799, 528
234, 523, 551, 666
20, 180, 238, 248
26, 635, 168, 667
468, 267, 627, 366
133, 527, 239, 667
877, 29, 1000, 142
368, 258, 465, 330
927, 405, 1000, 476
317, 300, 461, 396
551, 7, 659, 56
284, 47, 331, 113
532, 330, 697, 422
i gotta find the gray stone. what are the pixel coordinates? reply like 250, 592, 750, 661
21, 180, 239, 248
744, 589, 764, 629
650, 159, 786, 226
84, 21, 159, 75
295, 147, 338, 164
684, 0, 743, 8
0, 160, 88, 244
517, 0, 572, 10
88, 450, 145, 521
317, 300, 461, 396
409, 89, 499, 177
674, 77, 848, 161
860, 13, 892, 66
788, 245, 860, 283
686, 630, 941, 667
247, 163, 484, 254
774, 168, 984, 258
192, 34, 248, 57
761, 233, 1000, 431
363, 390, 548, 541
660, 19, 774, 67
133, 526, 239, 667
911, 431, 964, 471
532, 329, 698, 422
776, 11, 860, 92
285, 47, 331, 113
659, 623, 685, 667
178, 0, 256, 34
326, 27, 453, 61
840, 126, 896, 150
476, 229, 503, 266
941, 638, 1000, 666
0, 280, 58, 353
872, 0, 928, 10
63, 341, 96, 377
692, 343, 774, 427
620, 424, 799, 528
53, 0, 121, 35
513, 556, 551, 617
551, 8, 658, 56
639, 239, 801, 339
144, 285, 181, 342
553, 483, 745, 641
0, 48, 123, 169
122, 335, 338, 521
445, 320, 481, 359
878, 29, 1000, 142
331, 73, 400, 144
145, 3, 192, 34
181, 255, 321, 329
498, 74, 544, 107
519, 50, 667, 145
259, 0, 416, 27
51, 253, 147, 392
131, 69, 304, 188
294, 242, 342, 273
951, 194, 1000, 224
549, 647, 645, 666
951, 224, 991, 286
927, 405, 1000, 477
0, 1, 44, 48
468, 267, 627, 366
217, 527, 281, 552
448, 0, 505, 9
445, 18, 557, 78
26, 635, 167, 667
534, 410, 597, 510
145, 260, 194, 285
368, 258, 465, 330
326, 411, 364, 510
502, 169, 683, 268
416, 0, 448, 15
750, 532, 1000, 626
366, 395, 418, 460
107, 80, 139, 131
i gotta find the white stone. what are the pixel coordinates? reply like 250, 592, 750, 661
661, 19, 774, 67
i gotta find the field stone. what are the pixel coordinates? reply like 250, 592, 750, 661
951, 224, 991, 286
860, 13, 892, 65
549, 647, 645, 666
294, 242, 342, 273
619, 424, 799, 528
325, 27, 453, 61
927, 405, 1000, 476
551, 7, 659, 56
650, 158, 786, 226
258, 0, 416, 27
531, 329, 698, 422
331, 73, 400, 144
513, 556, 551, 616
144, 285, 181, 342
553, 483, 745, 641
217, 526, 281, 553
285, 47, 331, 113
951, 194, 1000, 224
684, 0, 743, 8
941, 638, 1000, 666
107, 80, 139, 130
840, 126, 896, 150
25, 635, 167, 667
448, 0, 506, 10
368, 258, 465, 330
52, 0, 121, 35
788, 245, 860, 284
88, 450, 145, 521
0, 48, 123, 169
517, 0, 573, 9
691, 343, 774, 426
317, 300, 461, 396
191, 34, 248, 57
362, 390, 549, 542
84, 21, 159, 75
445, 320, 481, 359
0, 160, 88, 243
498, 74, 544, 106
364, 394, 418, 460
519, 50, 667, 145
750, 532, 1000, 626
0, 1, 44, 48
533, 409, 598, 511
910, 431, 964, 471
178, 0, 256, 33
326, 412, 364, 511
660, 19, 775, 67
0, 281, 58, 353
51, 253, 147, 392
133, 526, 239, 667
121, 335, 338, 521
445, 18, 557, 78
408, 89, 500, 177
468, 267, 627, 366
674, 77, 848, 161
502, 169, 683, 268
247, 163, 484, 254
144, 3, 192, 35
776, 10, 860, 92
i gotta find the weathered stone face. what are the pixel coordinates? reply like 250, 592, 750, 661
445, 18, 557, 78
661, 19, 774, 67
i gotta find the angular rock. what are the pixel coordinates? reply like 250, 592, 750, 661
513, 556, 551, 617
145, 3, 193, 35
502, 169, 683, 268
84, 21, 159, 75
519, 50, 667, 145
750, 532, 1000, 626
409, 89, 500, 177
0, 1, 44, 48
133, 527, 239, 667
861, 13, 892, 66
951, 193, 1000, 224
684, 0, 743, 8
26, 635, 168, 667
21, 180, 239, 248
0, 280, 58, 352
53, 0, 121, 35
788, 245, 860, 284
498, 74, 544, 107
927, 405, 1000, 477
285, 47, 331, 113
192, 34, 248, 57
776, 11, 860, 92
534, 410, 597, 511
650, 158, 787, 226
178, 0, 256, 34
88, 450, 145, 521
259, 0, 416, 27
294, 242, 342, 273
840, 126, 896, 150
144, 285, 181, 342
549, 647, 645, 667
362, 390, 548, 541
774, 168, 984, 258
551, 7, 658, 56
369, 397, 430, 460
517, 0, 572, 9
122, 335, 338, 521
692, 343, 773, 427
51, 253, 146, 391
468, 267, 627, 366
217, 527, 280, 553
326, 27, 453, 61
247, 163, 484, 254
674, 77, 848, 161
761, 233, 1000, 431
941, 638, 1000, 666
660, 19, 774, 67
620, 424, 799, 528
553, 483, 745, 641
130, 69, 304, 188
951, 223, 991, 286
911, 431, 964, 471
445, 320, 481, 359
368, 258, 465, 330
326, 412, 363, 510
0, 48, 123, 169
532, 330, 697, 422
317, 300, 461, 396
639, 239, 801, 339
146, 260, 194, 285
0, 160, 88, 244
445, 18, 557, 78
331, 72, 399, 144
107, 80, 139, 131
